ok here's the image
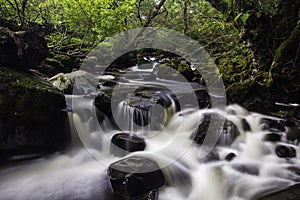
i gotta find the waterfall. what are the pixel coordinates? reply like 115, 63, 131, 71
0, 101, 299, 200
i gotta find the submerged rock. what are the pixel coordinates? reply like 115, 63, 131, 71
0, 67, 68, 160
0, 27, 47, 69
110, 133, 146, 157
107, 156, 165, 198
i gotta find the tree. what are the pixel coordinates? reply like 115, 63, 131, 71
205, 0, 300, 106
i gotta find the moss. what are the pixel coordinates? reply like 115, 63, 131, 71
273, 23, 300, 63
0, 67, 65, 125
226, 79, 254, 103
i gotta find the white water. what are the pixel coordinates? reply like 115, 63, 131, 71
0, 102, 300, 200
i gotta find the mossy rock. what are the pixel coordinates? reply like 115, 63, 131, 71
0, 67, 68, 160
226, 79, 274, 112
0, 27, 48, 69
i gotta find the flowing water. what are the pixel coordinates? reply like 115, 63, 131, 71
0, 66, 299, 200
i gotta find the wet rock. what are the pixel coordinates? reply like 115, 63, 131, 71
258, 183, 300, 200
224, 152, 236, 161
107, 156, 165, 198
48, 70, 96, 94
0, 27, 47, 69
114, 189, 158, 200
275, 145, 296, 158
261, 118, 285, 132
110, 133, 146, 157
285, 121, 300, 142
193, 116, 240, 146
241, 118, 251, 132
102, 81, 117, 87
263, 133, 282, 142
0, 67, 68, 160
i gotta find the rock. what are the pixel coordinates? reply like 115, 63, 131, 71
261, 118, 285, 132
258, 183, 300, 200
0, 27, 47, 69
102, 81, 117, 87
285, 121, 300, 142
114, 189, 158, 200
107, 156, 165, 198
48, 70, 97, 94
0, 67, 68, 160
224, 152, 236, 161
263, 133, 282, 142
110, 133, 146, 157
275, 145, 296, 158
241, 118, 251, 132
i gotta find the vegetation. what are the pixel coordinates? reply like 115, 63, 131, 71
0, 0, 299, 111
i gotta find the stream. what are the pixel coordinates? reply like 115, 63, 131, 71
0, 63, 299, 200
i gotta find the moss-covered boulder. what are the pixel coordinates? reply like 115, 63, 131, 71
0, 27, 48, 69
0, 67, 68, 160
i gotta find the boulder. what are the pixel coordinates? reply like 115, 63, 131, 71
258, 184, 300, 200
48, 70, 97, 94
0, 67, 68, 160
0, 27, 47, 69
107, 156, 165, 198
275, 145, 296, 158
263, 133, 282, 142
110, 133, 146, 157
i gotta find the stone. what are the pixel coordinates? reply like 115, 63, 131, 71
114, 189, 158, 200
0, 27, 47, 69
0, 67, 69, 160
224, 152, 236, 161
275, 145, 296, 158
258, 183, 300, 200
261, 118, 285, 132
102, 81, 117, 87
48, 70, 97, 94
107, 156, 165, 198
263, 133, 282, 142
110, 133, 146, 157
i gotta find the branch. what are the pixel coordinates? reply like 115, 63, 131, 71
182, 0, 188, 34
143, 0, 167, 27
135, 0, 144, 26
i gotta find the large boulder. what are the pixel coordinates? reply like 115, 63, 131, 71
107, 156, 165, 199
0, 67, 68, 160
48, 70, 97, 94
0, 27, 48, 69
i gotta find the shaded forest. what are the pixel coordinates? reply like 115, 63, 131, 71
0, 0, 299, 112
